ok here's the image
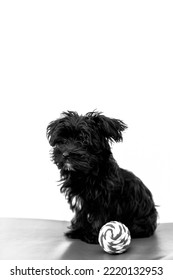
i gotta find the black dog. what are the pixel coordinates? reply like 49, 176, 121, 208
47, 111, 157, 244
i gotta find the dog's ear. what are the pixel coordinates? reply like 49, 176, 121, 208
94, 113, 127, 142
46, 119, 61, 146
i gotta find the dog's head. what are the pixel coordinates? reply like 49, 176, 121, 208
47, 111, 127, 175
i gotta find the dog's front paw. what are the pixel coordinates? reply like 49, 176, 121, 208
82, 234, 98, 244
65, 229, 98, 244
65, 229, 83, 240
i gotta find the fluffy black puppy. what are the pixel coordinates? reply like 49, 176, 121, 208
47, 111, 157, 244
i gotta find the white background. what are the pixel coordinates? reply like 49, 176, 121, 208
0, 0, 172, 223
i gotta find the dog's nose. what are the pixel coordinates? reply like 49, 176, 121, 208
62, 151, 69, 158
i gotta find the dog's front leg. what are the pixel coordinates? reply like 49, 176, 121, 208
65, 224, 99, 244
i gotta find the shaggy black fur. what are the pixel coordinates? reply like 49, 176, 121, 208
47, 111, 157, 244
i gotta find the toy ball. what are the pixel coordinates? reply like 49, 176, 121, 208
98, 221, 131, 254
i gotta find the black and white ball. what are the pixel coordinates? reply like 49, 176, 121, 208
98, 221, 131, 254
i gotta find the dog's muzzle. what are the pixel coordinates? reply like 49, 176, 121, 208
61, 152, 74, 171
62, 151, 70, 158
64, 161, 74, 171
